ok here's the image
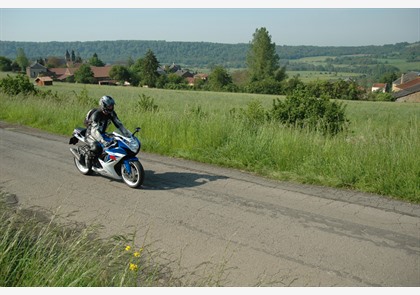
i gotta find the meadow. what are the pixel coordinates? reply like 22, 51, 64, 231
1, 80, 419, 203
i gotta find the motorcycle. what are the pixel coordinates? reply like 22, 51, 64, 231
69, 127, 145, 188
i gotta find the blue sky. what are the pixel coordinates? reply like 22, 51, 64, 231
1, 2, 419, 46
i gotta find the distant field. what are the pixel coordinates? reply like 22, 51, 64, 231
289, 56, 331, 65
286, 71, 361, 82
377, 58, 420, 72
283, 55, 420, 81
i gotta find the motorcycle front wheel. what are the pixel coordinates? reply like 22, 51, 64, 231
121, 160, 145, 188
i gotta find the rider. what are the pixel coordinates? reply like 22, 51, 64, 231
85, 95, 131, 168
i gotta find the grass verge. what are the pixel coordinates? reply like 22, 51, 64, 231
0, 190, 230, 287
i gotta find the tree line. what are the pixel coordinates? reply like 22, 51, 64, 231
0, 39, 418, 68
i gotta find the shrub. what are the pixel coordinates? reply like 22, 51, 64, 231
73, 87, 97, 106
0, 74, 37, 96
245, 78, 282, 95
364, 92, 394, 102
238, 99, 267, 125
269, 87, 349, 135
136, 94, 158, 112
184, 105, 208, 119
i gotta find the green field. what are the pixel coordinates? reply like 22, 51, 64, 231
377, 58, 420, 72
1, 80, 419, 203
286, 71, 361, 82
287, 55, 420, 82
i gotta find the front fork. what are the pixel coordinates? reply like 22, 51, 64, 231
123, 157, 139, 175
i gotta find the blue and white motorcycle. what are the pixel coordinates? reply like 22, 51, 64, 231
69, 127, 145, 188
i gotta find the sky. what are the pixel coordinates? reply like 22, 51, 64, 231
0, 1, 419, 46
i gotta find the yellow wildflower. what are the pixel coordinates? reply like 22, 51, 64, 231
134, 251, 141, 257
129, 263, 138, 271
125, 245, 131, 251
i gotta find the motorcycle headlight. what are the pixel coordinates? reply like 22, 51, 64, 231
126, 138, 140, 153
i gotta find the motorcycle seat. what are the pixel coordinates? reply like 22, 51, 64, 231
75, 127, 87, 137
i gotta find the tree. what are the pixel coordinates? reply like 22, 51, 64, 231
37, 58, 45, 66
127, 56, 134, 67
74, 64, 94, 84
141, 49, 159, 87
246, 27, 280, 82
0, 56, 13, 71
11, 61, 20, 72
71, 50, 76, 62
231, 69, 250, 88
284, 74, 304, 95
208, 65, 233, 91
380, 72, 399, 92
46, 56, 64, 68
16, 48, 29, 72
88, 53, 105, 67
129, 58, 144, 86
75, 53, 83, 63
274, 65, 287, 82
109, 65, 130, 84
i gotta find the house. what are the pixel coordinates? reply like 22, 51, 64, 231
157, 66, 166, 75
392, 72, 420, 92
194, 73, 208, 81
47, 67, 67, 80
34, 76, 53, 86
174, 69, 194, 78
371, 83, 387, 93
169, 63, 182, 73
56, 67, 79, 81
47, 65, 112, 83
185, 77, 195, 86
392, 78, 420, 102
26, 62, 48, 78
91, 66, 112, 84
185, 74, 209, 86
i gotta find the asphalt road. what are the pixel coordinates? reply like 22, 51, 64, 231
1, 121, 419, 286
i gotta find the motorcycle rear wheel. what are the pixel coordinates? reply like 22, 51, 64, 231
74, 155, 92, 175
121, 161, 144, 188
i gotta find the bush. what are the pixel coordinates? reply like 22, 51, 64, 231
245, 78, 282, 95
184, 105, 208, 119
136, 94, 158, 112
230, 99, 267, 128
269, 87, 349, 135
364, 92, 394, 102
0, 74, 37, 96
73, 87, 97, 106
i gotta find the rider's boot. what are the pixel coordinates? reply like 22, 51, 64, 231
85, 149, 95, 170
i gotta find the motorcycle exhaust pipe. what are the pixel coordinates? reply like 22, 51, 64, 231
70, 148, 81, 161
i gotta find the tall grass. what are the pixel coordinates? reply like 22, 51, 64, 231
0, 193, 232, 287
1, 82, 419, 202
0, 199, 164, 286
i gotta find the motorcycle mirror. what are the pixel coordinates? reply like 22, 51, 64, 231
133, 127, 141, 135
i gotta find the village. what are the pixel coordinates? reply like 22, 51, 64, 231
25, 50, 420, 103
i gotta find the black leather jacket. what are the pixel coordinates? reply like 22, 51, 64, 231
86, 109, 130, 144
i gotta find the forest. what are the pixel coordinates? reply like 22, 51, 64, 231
1, 40, 419, 69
